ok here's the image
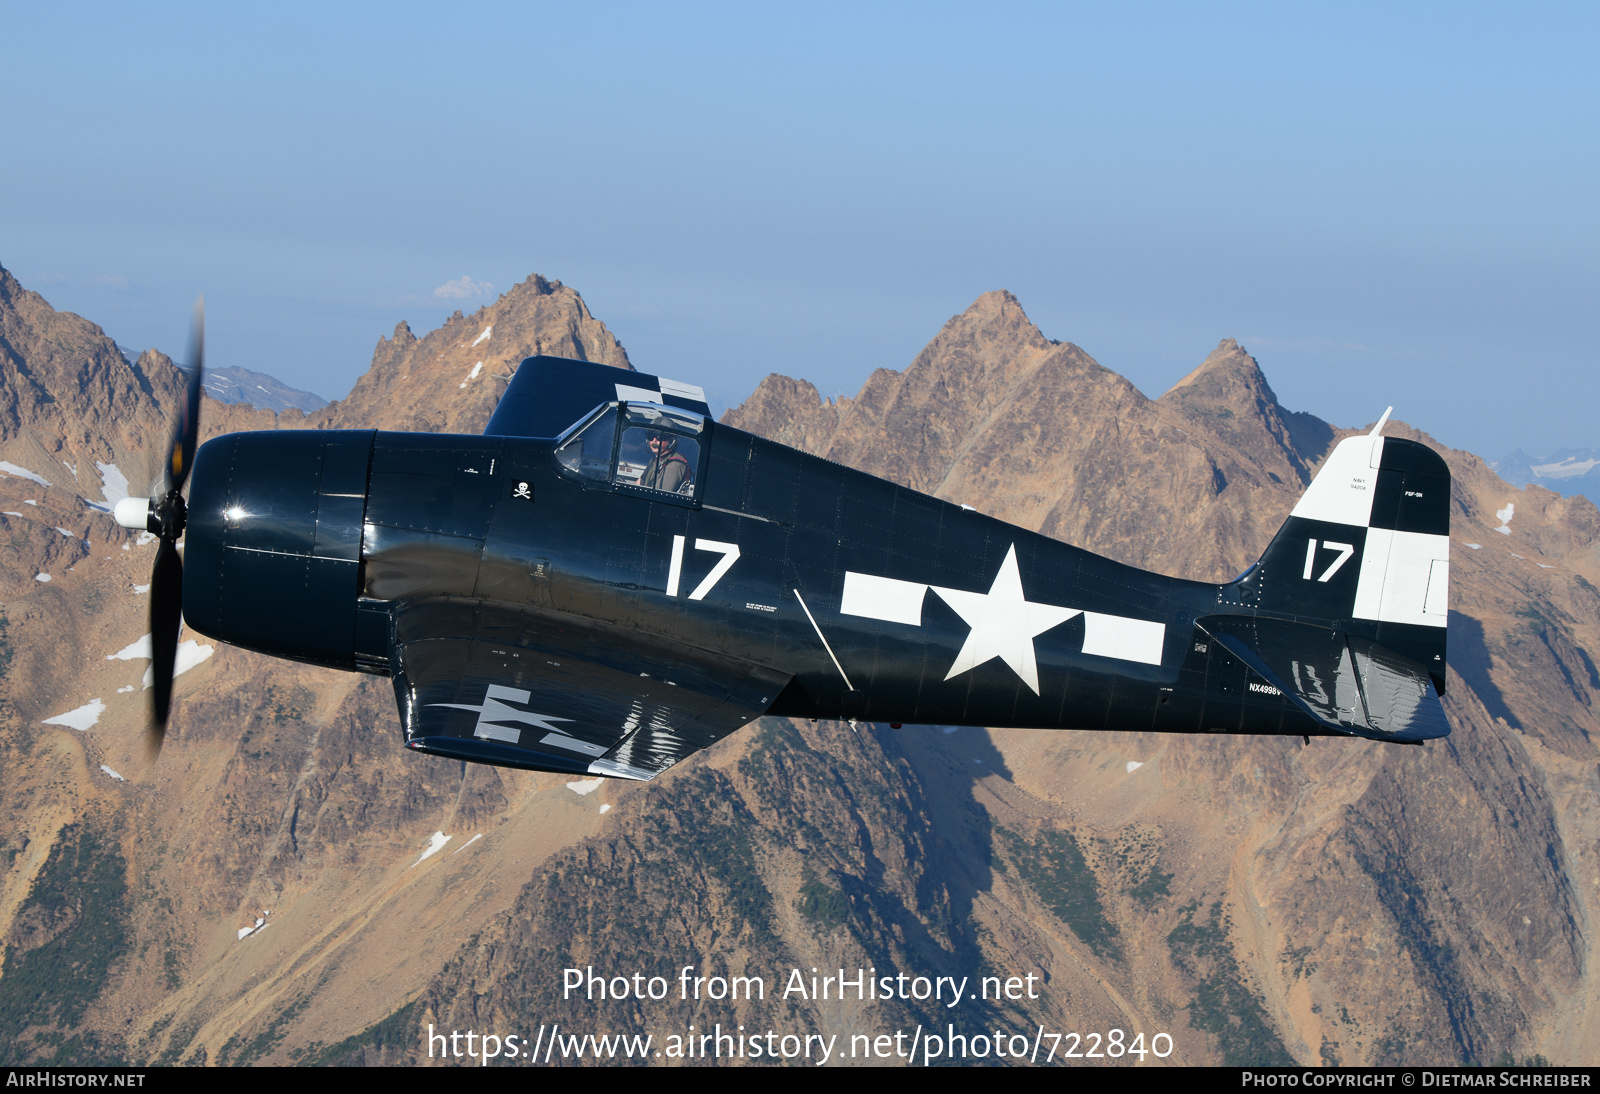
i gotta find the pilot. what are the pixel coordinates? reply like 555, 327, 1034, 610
641, 432, 691, 493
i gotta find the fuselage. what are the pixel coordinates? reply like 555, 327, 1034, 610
182, 409, 1321, 741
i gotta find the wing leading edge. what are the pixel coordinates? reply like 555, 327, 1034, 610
390, 598, 790, 779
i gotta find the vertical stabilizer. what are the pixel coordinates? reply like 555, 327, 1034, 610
1227, 427, 1449, 695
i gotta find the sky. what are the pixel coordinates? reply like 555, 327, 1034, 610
3, 2, 1595, 459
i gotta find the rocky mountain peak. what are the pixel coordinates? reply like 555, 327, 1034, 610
314, 273, 633, 435
1163, 338, 1276, 407
0, 261, 185, 498
1158, 338, 1316, 486
724, 374, 845, 455
1, 261, 36, 308
750, 291, 1095, 496
921, 289, 1056, 376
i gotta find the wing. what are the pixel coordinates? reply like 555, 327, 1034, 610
389, 598, 790, 779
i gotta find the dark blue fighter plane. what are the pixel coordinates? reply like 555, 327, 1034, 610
119, 338, 1452, 779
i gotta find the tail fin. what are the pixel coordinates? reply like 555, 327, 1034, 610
1208, 419, 1451, 742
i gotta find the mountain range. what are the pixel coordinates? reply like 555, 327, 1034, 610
1494, 449, 1600, 506
197, 366, 327, 416
1, 262, 1597, 1066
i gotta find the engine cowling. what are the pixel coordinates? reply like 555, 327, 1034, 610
183, 430, 375, 669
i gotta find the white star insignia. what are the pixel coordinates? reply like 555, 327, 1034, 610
931, 544, 1079, 694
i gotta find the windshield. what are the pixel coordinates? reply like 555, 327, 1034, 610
554, 405, 618, 481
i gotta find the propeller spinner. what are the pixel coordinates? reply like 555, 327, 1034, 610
114, 298, 205, 756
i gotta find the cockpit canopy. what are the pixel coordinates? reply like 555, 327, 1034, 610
555, 401, 707, 500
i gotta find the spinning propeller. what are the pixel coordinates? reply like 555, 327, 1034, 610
114, 298, 205, 757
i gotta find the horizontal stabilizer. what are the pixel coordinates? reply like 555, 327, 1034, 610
1199, 616, 1449, 743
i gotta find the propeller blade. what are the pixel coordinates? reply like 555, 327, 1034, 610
165, 296, 205, 494
136, 295, 204, 761
148, 535, 184, 754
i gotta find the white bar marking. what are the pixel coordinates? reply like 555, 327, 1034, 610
1082, 614, 1166, 665
540, 732, 607, 757
841, 572, 929, 626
